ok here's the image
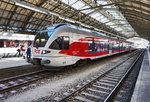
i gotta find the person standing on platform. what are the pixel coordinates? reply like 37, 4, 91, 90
20, 45, 23, 56
17, 46, 21, 57
26, 43, 31, 62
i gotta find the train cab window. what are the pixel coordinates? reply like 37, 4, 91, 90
49, 36, 69, 50
33, 32, 51, 47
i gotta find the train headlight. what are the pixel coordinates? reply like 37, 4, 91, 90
41, 50, 51, 54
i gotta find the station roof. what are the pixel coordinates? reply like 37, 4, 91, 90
0, 0, 150, 41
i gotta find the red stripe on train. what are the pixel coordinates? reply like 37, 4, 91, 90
59, 42, 109, 57
59, 37, 129, 57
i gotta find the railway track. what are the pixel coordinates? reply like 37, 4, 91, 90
55, 50, 144, 102
0, 69, 53, 94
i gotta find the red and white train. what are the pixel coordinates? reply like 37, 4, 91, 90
31, 23, 134, 68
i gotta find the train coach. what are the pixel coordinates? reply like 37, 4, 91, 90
0, 32, 35, 58
31, 23, 134, 68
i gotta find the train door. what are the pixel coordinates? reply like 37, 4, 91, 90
0, 40, 4, 58
0, 40, 4, 48
63, 35, 72, 66
56, 36, 70, 66
71, 31, 77, 64
109, 41, 112, 55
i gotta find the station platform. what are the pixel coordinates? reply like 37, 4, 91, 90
0, 57, 30, 69
131, 48, 150, 102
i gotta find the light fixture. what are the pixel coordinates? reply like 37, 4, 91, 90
15, 1, 48, 14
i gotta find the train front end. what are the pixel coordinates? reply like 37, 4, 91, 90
31, 30, 52, 66
31, 24, 69, 68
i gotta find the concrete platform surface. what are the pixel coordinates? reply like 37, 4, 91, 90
131, 48, 150, 102
0, 57, 30, 69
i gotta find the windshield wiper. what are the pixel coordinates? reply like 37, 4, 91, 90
36, 43, 39, 49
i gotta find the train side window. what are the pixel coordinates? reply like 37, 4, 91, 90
88, 40, 98, 53
49, 37, 62, 50
15, 40, 19, 47
100, 42, 104, 52
49, 36, 69, 50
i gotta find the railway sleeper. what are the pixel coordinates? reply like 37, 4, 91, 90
95, 82, 115, 87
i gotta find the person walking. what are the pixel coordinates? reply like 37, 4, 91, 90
20, 45, 23, 56
17, 47, 21, 57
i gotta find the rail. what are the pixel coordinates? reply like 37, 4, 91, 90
57, 50, 144, 102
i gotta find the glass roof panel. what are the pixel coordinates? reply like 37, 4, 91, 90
69, 0, 78, 5
103, 5, 112, 8
120, 21, 126, 24
97, 1, 107, 5
81, 9, 94, 14
115, 27, 122, 31
99, 15, 109, 23
60, 0, 137, 38
89, 12, 100, 18
71, 1, 85, 10
110, 26, 117, 28
126, 27, 132, 30
62, 0, 85, 10
106, 22, 114, 25
61, 0, 69, 4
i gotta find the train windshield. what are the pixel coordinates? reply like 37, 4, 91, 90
33, 32, 52, 47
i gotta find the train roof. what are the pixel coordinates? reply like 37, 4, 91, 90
43, 23, 133, 43
42, 23, 67, 31
0, 32, 35, 41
